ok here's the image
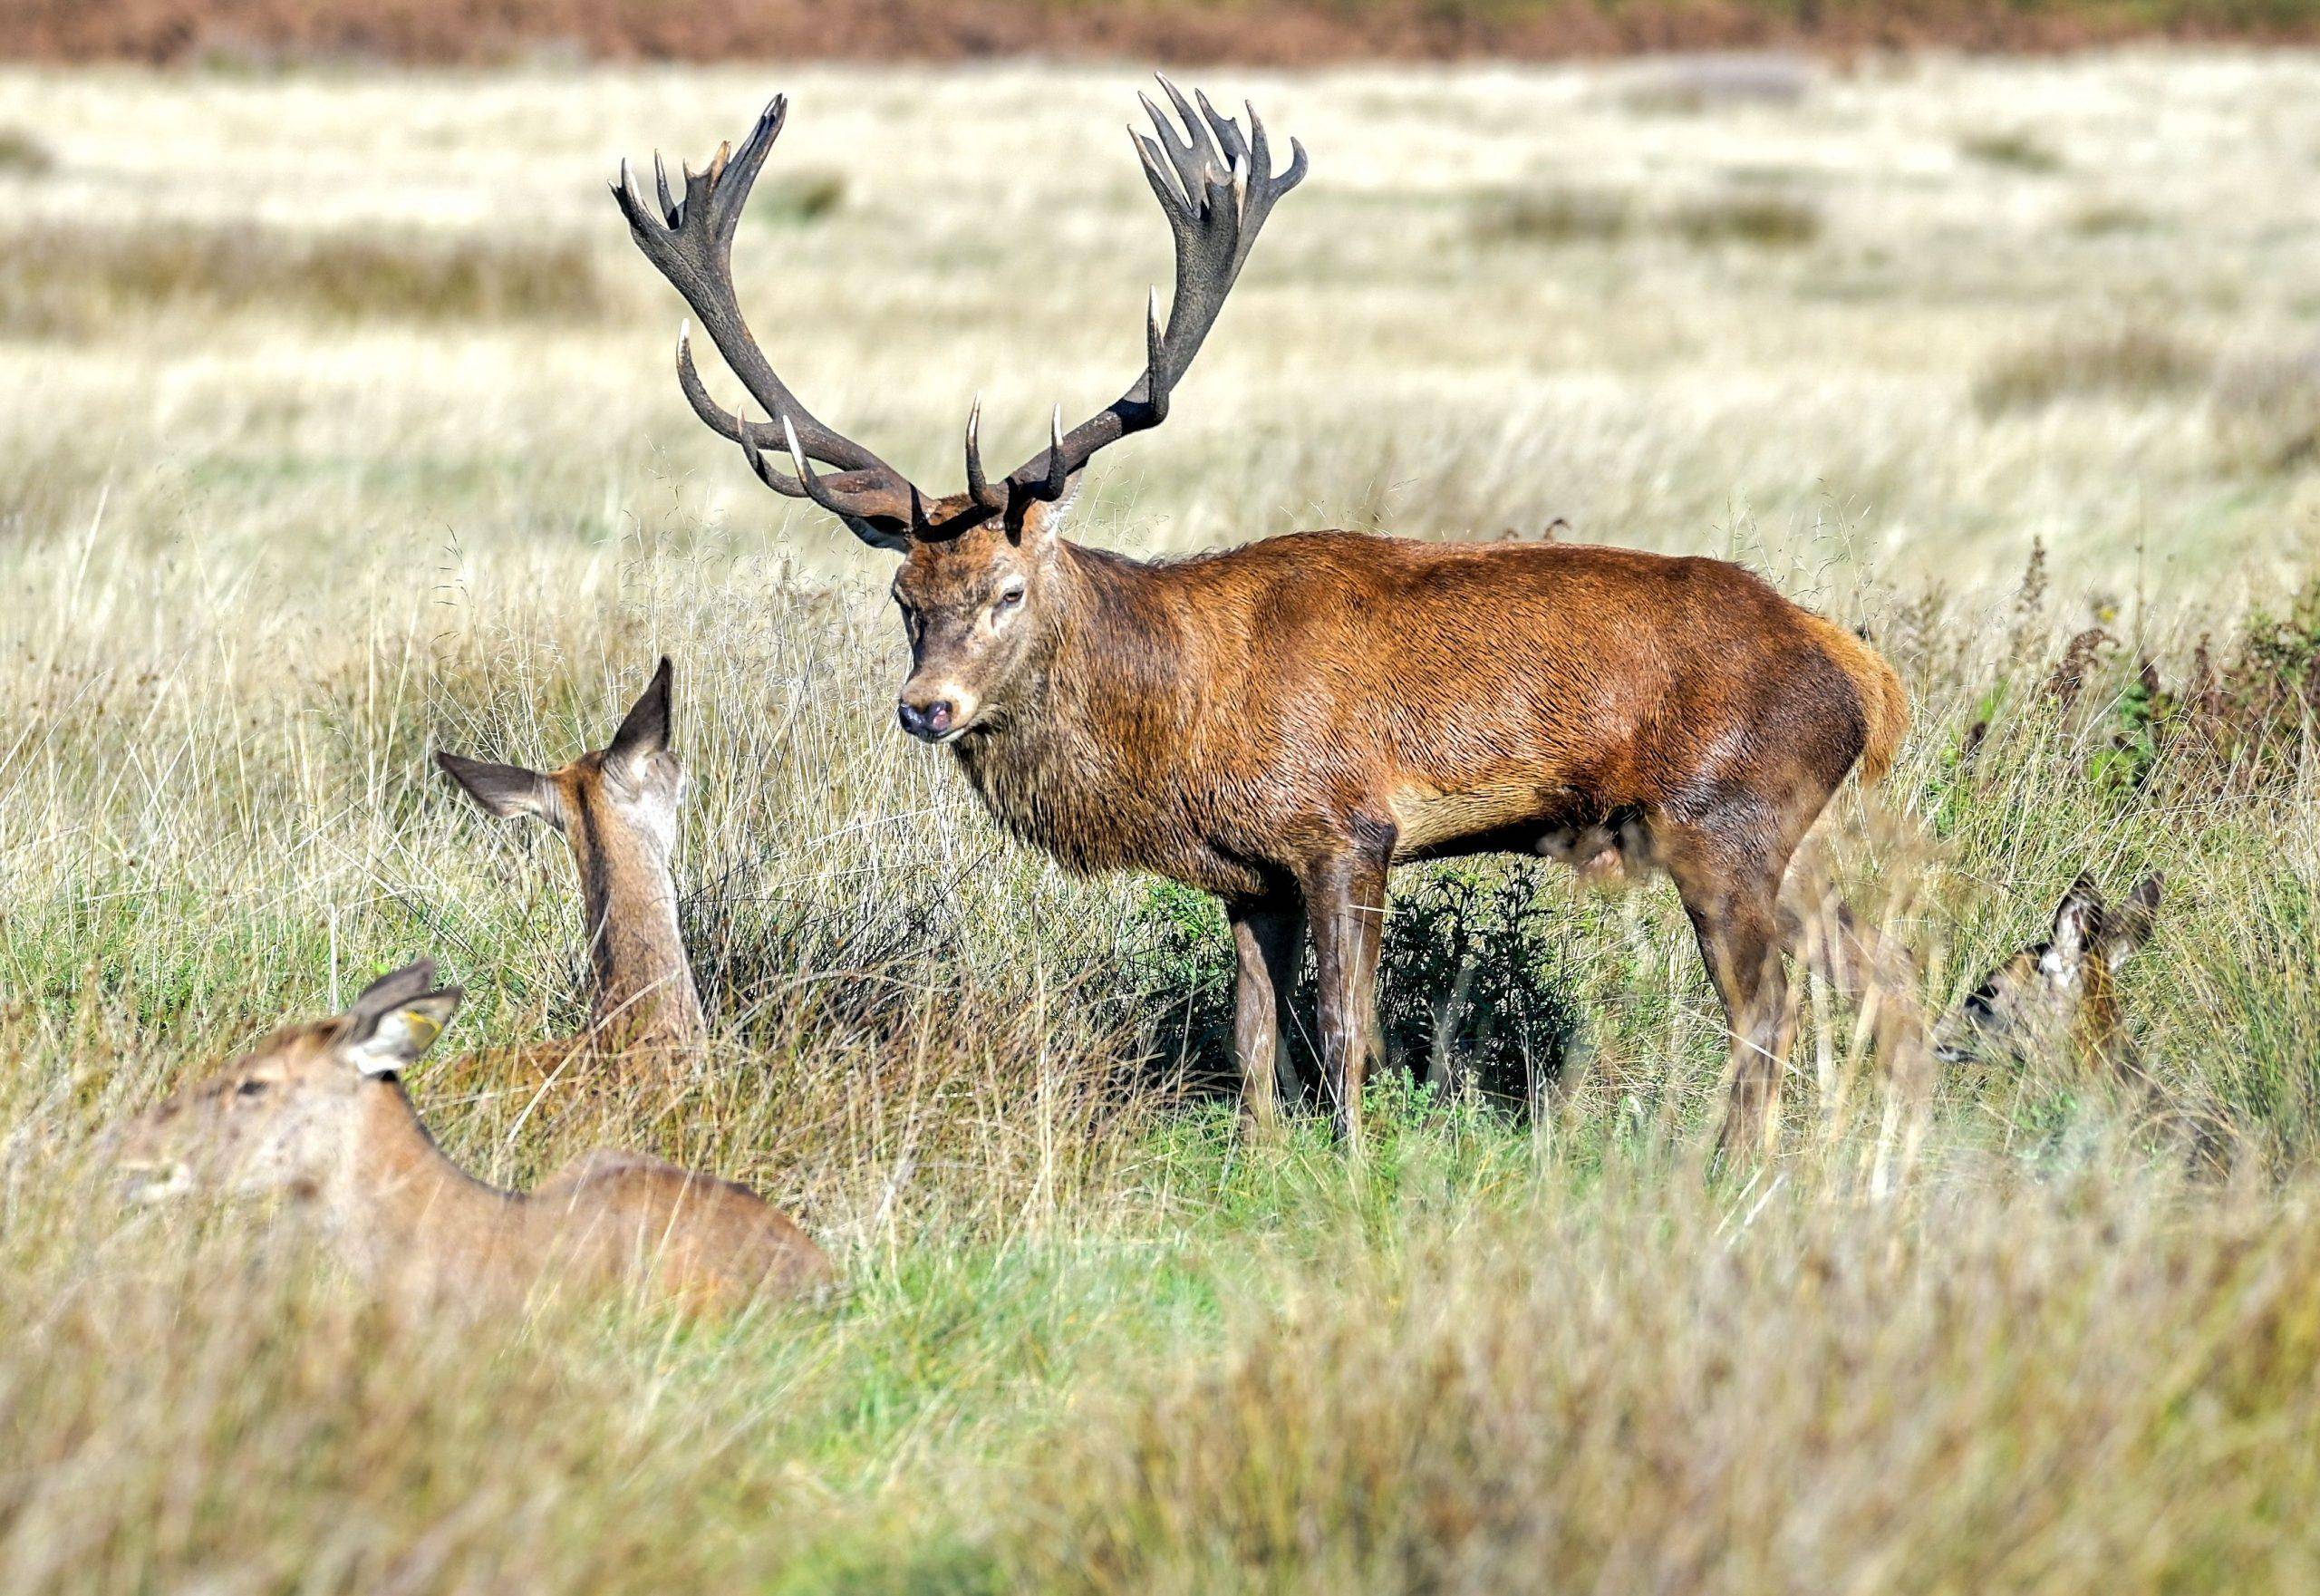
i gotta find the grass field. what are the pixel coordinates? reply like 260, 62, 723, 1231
3, 53, 2320, 1591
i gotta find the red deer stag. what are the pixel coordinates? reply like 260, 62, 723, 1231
614, 82, 1908, 1153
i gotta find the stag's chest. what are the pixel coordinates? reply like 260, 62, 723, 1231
949, 727, 1271, 898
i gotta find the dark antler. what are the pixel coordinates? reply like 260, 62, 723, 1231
615, 82, 1305, 543
612, 97, 928, 545
997, 76, 1307, 506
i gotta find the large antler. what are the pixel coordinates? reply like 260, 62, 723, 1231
615, 82, 1305, 544
989, 78, 1307, 511
612, 97, 929, 545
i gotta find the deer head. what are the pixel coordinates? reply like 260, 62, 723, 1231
111, 962, 461, 1204
1937, 874, 2161, 1069
613, 81, 1305, 744
434, 657, 683, 854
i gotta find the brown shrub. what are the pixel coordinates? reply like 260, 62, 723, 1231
1973, 326, 2210, 416
0, 223, 613, 338
11, 0, 2320, 67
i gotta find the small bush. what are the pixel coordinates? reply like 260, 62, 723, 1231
1480, 187, 1632, 246
2068, 201, 2160, 237
0, 127, 53, 176
1480, 187, 1819, 251
749, 173, 846, 225
1668, 191, 1822, 247
1972, 327, 2209, 416
1958, 131, 2064, 173
0, 223, 612, 338
1122, 865, 1584, 1110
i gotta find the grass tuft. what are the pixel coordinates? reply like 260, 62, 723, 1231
0, 127, 53, 175
0, 223, 612, 339
1959, 129, 2065, 173
1972, 326, 2211, 415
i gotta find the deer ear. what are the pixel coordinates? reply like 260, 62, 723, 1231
2044, 875, 2105, 977
342, 987, 462, 1078
436, 750, 560, 828
1010, 479, 1081, 547
2102, 874, 2162, 967
605, 657, 674, 776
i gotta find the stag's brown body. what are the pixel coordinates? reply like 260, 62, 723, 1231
614, 81, 1909, 1150
949, 530, 1900, 893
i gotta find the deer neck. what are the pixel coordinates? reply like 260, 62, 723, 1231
951, 544, 1205, 875
566, 804, 706, 1058
329, 1080, 517, 1269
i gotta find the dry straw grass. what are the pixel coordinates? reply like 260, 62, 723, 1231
1, 53, 2318, 1591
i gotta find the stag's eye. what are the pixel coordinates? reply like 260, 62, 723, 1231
237, 1079, 271, 1098
995, 584, 1026, 612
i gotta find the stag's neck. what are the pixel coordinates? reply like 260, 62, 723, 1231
951, 543, 1211, 877
570, 820, 706, 1059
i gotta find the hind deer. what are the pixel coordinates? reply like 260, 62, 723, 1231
614, 82, 1909, 1153
436, 658, 706, 1077
110, 960, 830, 1312
1937, 874, 2162, 1076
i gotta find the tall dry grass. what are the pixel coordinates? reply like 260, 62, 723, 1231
0, 53, 2316, 1592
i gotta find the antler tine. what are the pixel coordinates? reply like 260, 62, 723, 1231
1137, 81, 1223, 216
615, 92, 931, 543
1145, 285, 1168, 422
1039, 405, 1070, 501
962, 394, 1005, 511
1002, 82, 1306, 505
735, 403, 808, 499
1192, 88, 1249, 171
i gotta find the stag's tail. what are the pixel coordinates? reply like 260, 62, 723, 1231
1806, 616, 1909, 789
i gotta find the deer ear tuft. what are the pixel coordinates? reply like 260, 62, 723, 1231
342, 989, 462, 1078
436, 750, 560, 828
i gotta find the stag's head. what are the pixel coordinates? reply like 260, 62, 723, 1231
434, 657, 685, 854
1936, 874, 2161, 1069
111, 962, 461, 1205
612, 80, 1305, 744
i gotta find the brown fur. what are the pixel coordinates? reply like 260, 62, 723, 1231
437, 659, 706, 1076
108, 963, 828, 1314
893, 513, 1909, 1150
1937, 875, 2161, 1078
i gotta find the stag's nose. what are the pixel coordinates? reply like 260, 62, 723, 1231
896, 698, 955, 742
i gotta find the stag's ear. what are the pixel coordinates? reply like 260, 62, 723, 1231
436, 750, 561, 829
2043, 875, 2105, 980
341, 986, 463, 1079
2102, 874, 2162, 968
1009, 479, 1081, 548
605, 657, 674, 779
839, 514, 915, 554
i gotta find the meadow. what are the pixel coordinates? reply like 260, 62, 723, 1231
2, 51, 2319, 1591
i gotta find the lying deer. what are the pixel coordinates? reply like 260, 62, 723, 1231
436, 658, 706, 1077
1937, 874, 2162, 1075
614, 83, 1908, 1152
111, 960, 830, 1312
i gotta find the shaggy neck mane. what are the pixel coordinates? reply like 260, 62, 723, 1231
951, 541, 1205, 875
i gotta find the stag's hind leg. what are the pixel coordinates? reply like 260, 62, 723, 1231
1658, 819, 1800, 1159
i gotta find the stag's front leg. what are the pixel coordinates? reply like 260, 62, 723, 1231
1228, 894, 1304, 1134
1303, 844, 1391, 1146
